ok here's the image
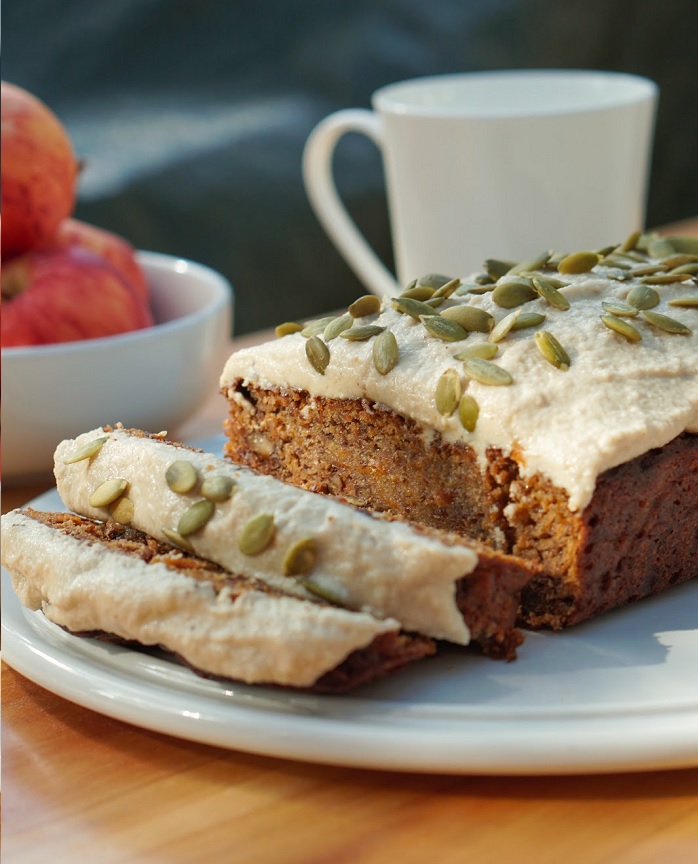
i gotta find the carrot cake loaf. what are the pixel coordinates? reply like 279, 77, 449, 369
1, 508, 434, 692
52, 427, 536, 658
219, 233, 698, 629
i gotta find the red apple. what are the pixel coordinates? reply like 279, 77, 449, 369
1, 82, 78, 259
55, 218, 150, 304
1, 246, 153, 347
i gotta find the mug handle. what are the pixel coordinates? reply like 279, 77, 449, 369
302, 109, 400, 297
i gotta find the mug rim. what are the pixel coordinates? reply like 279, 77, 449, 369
372, 69, 658, 119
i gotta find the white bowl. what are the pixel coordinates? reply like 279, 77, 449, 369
1, 251, 233, 485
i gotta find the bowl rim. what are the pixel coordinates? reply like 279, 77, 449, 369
1, 250, 232, 359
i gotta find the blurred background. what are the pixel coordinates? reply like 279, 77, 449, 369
4, 0, 698, 335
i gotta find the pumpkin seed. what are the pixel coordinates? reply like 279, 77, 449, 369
639, 310, 692, 335
440, 304, 495, 332
619, 229, 642, 252
275, 321, 303, 338
647, 236, 677, 259
373, 329, 399, 375
667, 262, 698, 275
462, 357, 513, 386
348, 294, 382, 317
511, 311, 547, 330
200, 474, 236, 502
109, 496, 134, 525
492, 277, 537, 308
483, 259, 516, 281
600, 314, 642, 342
489, 308, 522, 343
626, 284, 660, 310
339, 324, 385, 341
432, 277, 461, 299
283, 537, 318, 576
89, 478, 129, 508
400, 285, 435, 301
507, 251, 550, 276
534, 331, 571, 370
238, 513, 276, 555
392, 296, 440, 319
417, 273, 453, 290
457, 281, 493, 296
419, 315, 468, 342
305, 335, 330, 374
162, 527, 194, 552
435, 368, 462, 416
165, 460, 198, 494
601, 300, 639, 317
63, 436, 109, 464
453, 342, 499, 360
557, 251, 600, 274
661, 254, 698, 269
531, 276, 570, 310
301, 316, 336, 338
640, 272, 693, 285
628, 264, 668, 277
178, 499, 215, 537
323, 312, 353, 341
668, 296, 698, 308
655, 235, 698, 256
424, 296, 445, 308
299, 577, 345, 606
458, 393, 479, 432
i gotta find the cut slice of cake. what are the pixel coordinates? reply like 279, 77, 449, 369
219, 235, 698, 629
52, 426, 536, 658
1, 508, 435, 692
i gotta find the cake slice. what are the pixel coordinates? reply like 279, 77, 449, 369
52, 426, 536, 658
1, 508, 435, 692
219, 235, 698, 628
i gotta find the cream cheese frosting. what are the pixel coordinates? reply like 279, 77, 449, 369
0, 510, 401, 688
54, 428, 481, 643
220, 257, 698, 512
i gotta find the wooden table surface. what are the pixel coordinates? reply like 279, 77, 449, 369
3, 220, 698, 863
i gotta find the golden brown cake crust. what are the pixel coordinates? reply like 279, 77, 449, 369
222, 381, 698, 630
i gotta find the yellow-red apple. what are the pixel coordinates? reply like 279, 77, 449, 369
1, 82, 78, 259
55, 218, 149, 303
1, 246, 153, 347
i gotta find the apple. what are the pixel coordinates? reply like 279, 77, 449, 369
1, 246, 153, 347
1, 81, 78, 259
55, 218, 149, 303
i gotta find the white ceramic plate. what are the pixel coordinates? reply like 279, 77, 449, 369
3, 486, 697, 776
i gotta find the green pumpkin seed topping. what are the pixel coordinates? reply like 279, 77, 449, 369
601, 300, 639, 317
462, 357, 513, 386
488, 308, 522, 343
283, 537, 318, 576
165, 460, 198, 494
600, 314, 642, 342
440, 304, 495, 332
301, 316, 336, 338
557, 251, 600, 274
639, 310, 693, 335
668, 297, 698, 308
435, 368, 462, 416
392, 296, 441, 319
483, 258, 516, 281
373, 329, 399, 375
162, 527, 194, 552
89, 478, 129, 508
177, 499, 215, 537
63, 436, 109, 464
640, 271, 694, 285
238, 513, 276, 556
109, 496, 134, 525
626, 284, 660, 310
419, 315, 468, 342
275, 321, 303, 338
492, 277, 537, 309
453, 342, 499, 360
511, 311, 547, 330
323, 313, 353, 342
339, 324, 385, 341
432, 277, 462, 299
534, 331, 571, 370
531, 276, 571, 311
299, 577, 345, 606
305, 335, 331, 374
458, 393, 480, 432
200, 474, 236, 502
619, 229, 642, 252
417, 273, 453, 290
348, 294, 382, 318
507, 251, 551, 276
400, 284, 435, 301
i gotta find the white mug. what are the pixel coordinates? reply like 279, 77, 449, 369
303, 69, 658, 296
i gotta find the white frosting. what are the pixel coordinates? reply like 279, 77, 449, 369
221, 266, 698, 511
1, 510, 402, 688
54, 429, 481, 643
